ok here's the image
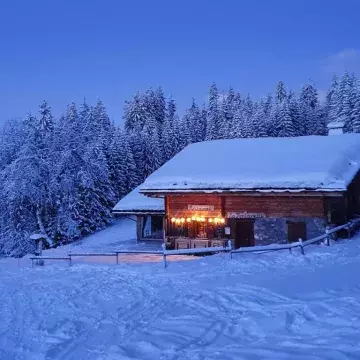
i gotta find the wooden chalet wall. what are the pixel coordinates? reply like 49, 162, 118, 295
166, 194, 326, 219
224, 196, 324, 218
167, 195, 223, 218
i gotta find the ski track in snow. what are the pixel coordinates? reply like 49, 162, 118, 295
2, 221, 360, 359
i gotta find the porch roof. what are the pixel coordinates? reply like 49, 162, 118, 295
113, 184, 165, 215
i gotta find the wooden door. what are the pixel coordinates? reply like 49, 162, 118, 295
235, 220, 255, 248
287, 221, 307, 243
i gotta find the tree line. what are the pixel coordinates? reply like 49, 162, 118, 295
0, 72, 359, 256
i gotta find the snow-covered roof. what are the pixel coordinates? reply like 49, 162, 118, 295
141, 134, 360, 193
113, 184, 164, 214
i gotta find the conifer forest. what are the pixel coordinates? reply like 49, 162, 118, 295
1, 72, 360, 256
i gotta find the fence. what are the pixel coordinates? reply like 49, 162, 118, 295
30, 218, 360, 269
230, 218, 360, 257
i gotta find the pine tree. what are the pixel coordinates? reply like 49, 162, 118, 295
276, 81, 287, 104
352, 82, 360, 133
123, 92, 146, 132
337, 72, 354, 132
206, 83, 220, 140
219, 87, 236, 139
299, 82, 320, 135
288, 91, 301, 136
251, 101, 268, 138
38, 101, 54, 134
325, 75, 339, 124
184, 98, 202, 143
142, 117, 162, 178
276, 98, 295, 137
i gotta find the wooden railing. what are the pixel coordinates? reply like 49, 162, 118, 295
230, 218, 360, 257
29, 218, 360, 268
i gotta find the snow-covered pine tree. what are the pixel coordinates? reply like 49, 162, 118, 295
142, 116, 162, 178
162, 97, 177, 162
128, 131, 146, 182
276, 98, 295, 137
108, 129, 139, 199
219, 87, 236, 139
275, 81, 287, 104
199, 105, 207, 142
288, 91, 302, 136
351, 81, 360, 133
324, 75, 339, 124
153, 87, 166, 133
337, 72, 354, 132
206, 83, 220, 140
123, 92, 146, 132
38, 100, 54, 134
184, 98, 202, 143
251, 101, 268, 138
299, 82, 320, 135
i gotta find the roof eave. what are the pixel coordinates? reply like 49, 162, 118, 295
140, 187, 346, 197
112, 209, 165, 215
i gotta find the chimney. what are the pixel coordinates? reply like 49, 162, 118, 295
327, 121, 344, 135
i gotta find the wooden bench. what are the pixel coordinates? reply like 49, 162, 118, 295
210, 240, 226, 247
175, 239, 191, 249
191, 239, 209, 248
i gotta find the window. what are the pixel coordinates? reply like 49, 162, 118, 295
141, 216, 163, 239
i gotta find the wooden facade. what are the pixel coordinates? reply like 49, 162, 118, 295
161, 175, 360, 248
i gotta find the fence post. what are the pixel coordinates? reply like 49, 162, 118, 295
299, 238, 305, 255
116, 252, 119, 265
69, 255, 72, 267
325, 227, 330, 246
347, 223, 352, 239
162, 243, 167, 269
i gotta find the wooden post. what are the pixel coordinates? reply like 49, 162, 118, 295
69, 255, 72, 267
116, 252, 119, 265
162, 243, 167, 269
299, 238, 305, 255
325, 227, 330, 246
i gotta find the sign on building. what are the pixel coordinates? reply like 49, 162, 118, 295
227, 211, 265, 219
188, 205, 215, 211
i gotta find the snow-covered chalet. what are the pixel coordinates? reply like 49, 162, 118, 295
139, 131, 360, 249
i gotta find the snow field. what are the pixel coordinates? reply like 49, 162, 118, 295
1, 219, 360, 359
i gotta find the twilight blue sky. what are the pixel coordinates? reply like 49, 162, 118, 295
1, 0, 360, 124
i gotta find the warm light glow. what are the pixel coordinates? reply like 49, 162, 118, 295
175, 219, 181, 225
201, 217, 205, 222
171, 217, 176, 223
196, 217, 201, 222
220, 218, 225, 224
191, 216, 196, 221
208, 218, 213, 223
186, 218, 191, 222
180, 218, 185, 223
214, 217, 219, 223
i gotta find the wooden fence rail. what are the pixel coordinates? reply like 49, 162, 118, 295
30, 218, 360, 268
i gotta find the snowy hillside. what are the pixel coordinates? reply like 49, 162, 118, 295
1, 221, 360, 359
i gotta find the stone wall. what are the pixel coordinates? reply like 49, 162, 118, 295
254, 217, 326, 246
